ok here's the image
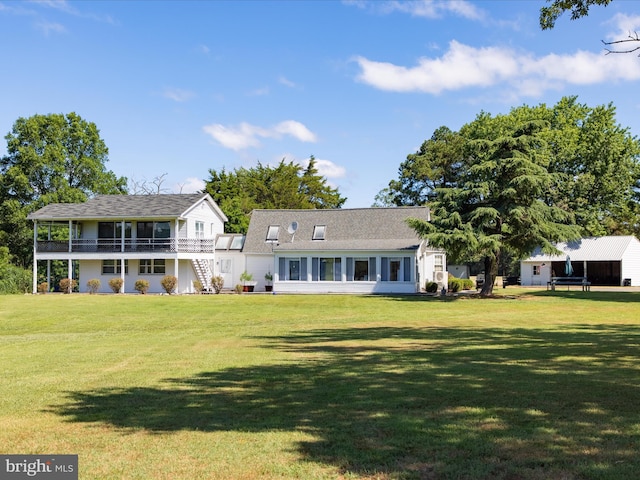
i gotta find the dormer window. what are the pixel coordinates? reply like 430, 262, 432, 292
266, 225, 279, 242
313, 225, 326, 240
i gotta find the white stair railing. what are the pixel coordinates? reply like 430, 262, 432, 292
191, 259, 213, 292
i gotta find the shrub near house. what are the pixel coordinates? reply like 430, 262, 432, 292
160, 275, 177, 294
134, 279, 149, 294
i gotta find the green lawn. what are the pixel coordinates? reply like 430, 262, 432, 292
1, 290, 639, 479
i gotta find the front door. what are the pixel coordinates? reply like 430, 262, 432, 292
218, 257, 233, 289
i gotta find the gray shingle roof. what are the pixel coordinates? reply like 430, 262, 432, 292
242, 207, 429, 254
27, 194, 216, 220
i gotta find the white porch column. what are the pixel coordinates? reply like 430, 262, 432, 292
174, 258, 179, 292
32, 220, 38, 294
47, 224, 52, 291
120, 258, 125, 293
68, 220, 73, 253
121, 220, 125, 252
175, 219, 179, 252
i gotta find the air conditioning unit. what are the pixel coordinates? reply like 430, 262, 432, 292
434, 271, 446, 284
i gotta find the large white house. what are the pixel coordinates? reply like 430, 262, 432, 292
28, 194, 226, 294
28, 195, 446, 294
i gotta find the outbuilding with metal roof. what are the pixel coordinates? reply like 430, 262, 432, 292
520, 236, 640, 287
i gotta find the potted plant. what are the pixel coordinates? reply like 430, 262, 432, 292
239, 271, 255, 292
264, 272, 273, 292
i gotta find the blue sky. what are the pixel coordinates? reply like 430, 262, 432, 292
1, 0, 640, 208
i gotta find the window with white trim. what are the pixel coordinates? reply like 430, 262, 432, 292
312, 257, 341, 281
381, 256, 412, 282
102, 259, 129, 275
434, 255, 444, 272
195, 221, 204, 239
139, 259, 165, 274
278, 257, 307, 281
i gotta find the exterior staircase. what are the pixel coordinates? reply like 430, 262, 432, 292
191, 259, 213, 292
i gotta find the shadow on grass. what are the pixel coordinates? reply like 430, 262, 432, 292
51, 325, 640, 479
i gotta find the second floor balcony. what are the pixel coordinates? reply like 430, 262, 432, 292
36, 238, 215, 254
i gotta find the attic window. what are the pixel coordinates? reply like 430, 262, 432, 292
266, 225, 279, 242
313, 225, 326, 240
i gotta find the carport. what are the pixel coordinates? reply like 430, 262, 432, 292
520, 236, 640, 287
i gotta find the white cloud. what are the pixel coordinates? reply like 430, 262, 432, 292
355, 41, 518, 94
386, 0, 484, 20
278, 76, 297, 88
35, 20, 66, 35
349, 0, 485, 21
305, 158, 347, 179
32, 0, 116, 24
203, 120, 317, 151
606, 13, 640, 42
273, 120, 317, 143
161, 87, 195, 102
355, 40, 640, 97
175, 177, 205, 194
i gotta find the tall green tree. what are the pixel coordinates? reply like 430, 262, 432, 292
409, 118, 581, 296
539, 97, 640, 236
384, 126, 465, 207
205, 156, 346, 234
0, 112, 127, 266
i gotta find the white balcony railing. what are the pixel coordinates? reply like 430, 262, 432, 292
36, 238, 215, 254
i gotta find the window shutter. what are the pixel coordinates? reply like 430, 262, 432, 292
311, 257, 319, 281
370, 257, 376, 280
300, 258, 307, 280
404, 257, 411, 281
346, 258, 354, 281
381, 257, 388, 281
279, 257, 285, 280
335, 258, 342, 280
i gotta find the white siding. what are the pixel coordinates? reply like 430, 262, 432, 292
182, 199, 225, 239
621, 237, 640, 286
